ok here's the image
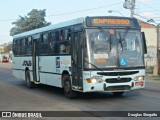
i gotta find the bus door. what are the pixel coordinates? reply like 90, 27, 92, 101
71, 32, 83, 89
32, 35, 40, 82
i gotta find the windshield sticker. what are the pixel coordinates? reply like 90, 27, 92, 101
94, 54, 108, 59
96, 59, 107, 63
120, 58, 127, 66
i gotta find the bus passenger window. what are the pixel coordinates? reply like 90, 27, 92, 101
39, 33, 49, 55
66, 44, 70, 54
55, 31, 59, 41
21, 38, 25, 55
17, 39, 21, 55
59, 44, 66, 54
13, 40, 17, 55
60, 30, 63, 40
67, 29, 71, 40
49, 32, 58, 54
64, 30, 68, 40
26, 37, 32, 55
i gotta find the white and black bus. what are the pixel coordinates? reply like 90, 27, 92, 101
12, 16, 147, 98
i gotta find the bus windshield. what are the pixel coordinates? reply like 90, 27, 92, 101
84, 29, 144, 69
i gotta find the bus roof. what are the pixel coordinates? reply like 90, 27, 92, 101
13, 17, 85, 39
13, 16, 139, 39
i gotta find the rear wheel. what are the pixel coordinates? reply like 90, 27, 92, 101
112, 92, 124, 96
63, 75, 77, 99
25, 70, 34, 88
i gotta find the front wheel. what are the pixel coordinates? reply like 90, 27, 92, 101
63, 75, 78, 99
25, 70, 35, 89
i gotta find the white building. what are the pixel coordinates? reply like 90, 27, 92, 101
140, 21, 157, 67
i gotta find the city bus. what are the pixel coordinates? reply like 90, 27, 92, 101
12, 16, 147, 99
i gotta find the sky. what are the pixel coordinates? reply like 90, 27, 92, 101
0, 0, 160, 44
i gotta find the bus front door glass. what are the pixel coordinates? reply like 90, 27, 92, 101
71, 33, 83, 88
32, 39, 39, 82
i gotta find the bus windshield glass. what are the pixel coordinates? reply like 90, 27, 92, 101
84, 29, 144, 69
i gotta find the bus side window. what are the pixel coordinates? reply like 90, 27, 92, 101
39, 33, 50, 55
60, 30, 64, 40
68, 28, 71, 40
26, 37, 32, 55
50, 31, 58, 54
17, 39, 21, 56
64, 28, 71, 40
13, 40, 17, 55
66, 41, 71, 54
55, 31, 59, 41
59, 40, 71, 54
59, 44, 66, 54
21, 38, 25, 55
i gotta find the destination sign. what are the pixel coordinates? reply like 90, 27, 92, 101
86, 17, 138, 27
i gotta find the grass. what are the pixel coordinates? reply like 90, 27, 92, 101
146, 66, 154, 74
146, 66, 160, 81
153, 76, 160, 81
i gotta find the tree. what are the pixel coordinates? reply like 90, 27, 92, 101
10, 9, 51, 36
4, 43, 12, 53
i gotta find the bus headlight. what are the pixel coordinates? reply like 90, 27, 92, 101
86, 78, 103, 84
91, 79, 97, 84
135, 76, 144, 81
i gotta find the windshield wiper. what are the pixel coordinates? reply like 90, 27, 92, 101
98, 27, 112, 52
121, 27, 130, 42
84, 60, 105, 73
118, 27, 130, 51
119, 32, 123, 51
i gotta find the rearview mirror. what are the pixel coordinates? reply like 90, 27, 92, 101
141, 32, 147, 54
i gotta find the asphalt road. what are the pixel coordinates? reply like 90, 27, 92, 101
0, 63, 160, 120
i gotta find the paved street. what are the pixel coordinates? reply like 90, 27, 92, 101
0, 63, 160, 120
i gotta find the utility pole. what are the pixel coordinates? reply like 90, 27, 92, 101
157, 23, 160, 74
123, 0, 136, 17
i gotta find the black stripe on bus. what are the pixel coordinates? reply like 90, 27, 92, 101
39, 71, 62, 75
12, 68, 27, 71
12, 69, 71, 76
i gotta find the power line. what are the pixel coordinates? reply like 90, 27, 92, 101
47, 2, 122, 17
138, 1, 160, 13
0, 2, 122, 22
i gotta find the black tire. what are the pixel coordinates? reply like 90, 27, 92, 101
25, 70, 34, 89
112, 92, 124, 96
63, 75, 78, 99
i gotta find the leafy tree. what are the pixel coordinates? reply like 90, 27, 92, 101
4, 43, 12, 53
10, 9, 51, 36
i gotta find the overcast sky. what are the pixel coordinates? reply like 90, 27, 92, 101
0, 0, 160, 44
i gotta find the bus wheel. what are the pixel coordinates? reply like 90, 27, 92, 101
112, 92, 124, 96
63, 75, 77, 99
25, 70, 34, 89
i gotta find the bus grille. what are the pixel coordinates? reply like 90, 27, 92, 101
104, 85, 131, 91
105, 78, 132, 83
97, 71, 139, 76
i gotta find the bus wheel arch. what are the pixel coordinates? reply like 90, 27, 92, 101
61, 70, 70, 88
25, 68, 34, 88
62, 73, 78, 99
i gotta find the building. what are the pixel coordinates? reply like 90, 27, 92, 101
0, 45, 4, 53
139, 21, 157, 67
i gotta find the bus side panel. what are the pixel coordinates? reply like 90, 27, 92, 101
38, 56, 71, 88
20, 57, 31, 80
12, 56, 33, 81
12, 56, 21, 80
46, 74, 61, 87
